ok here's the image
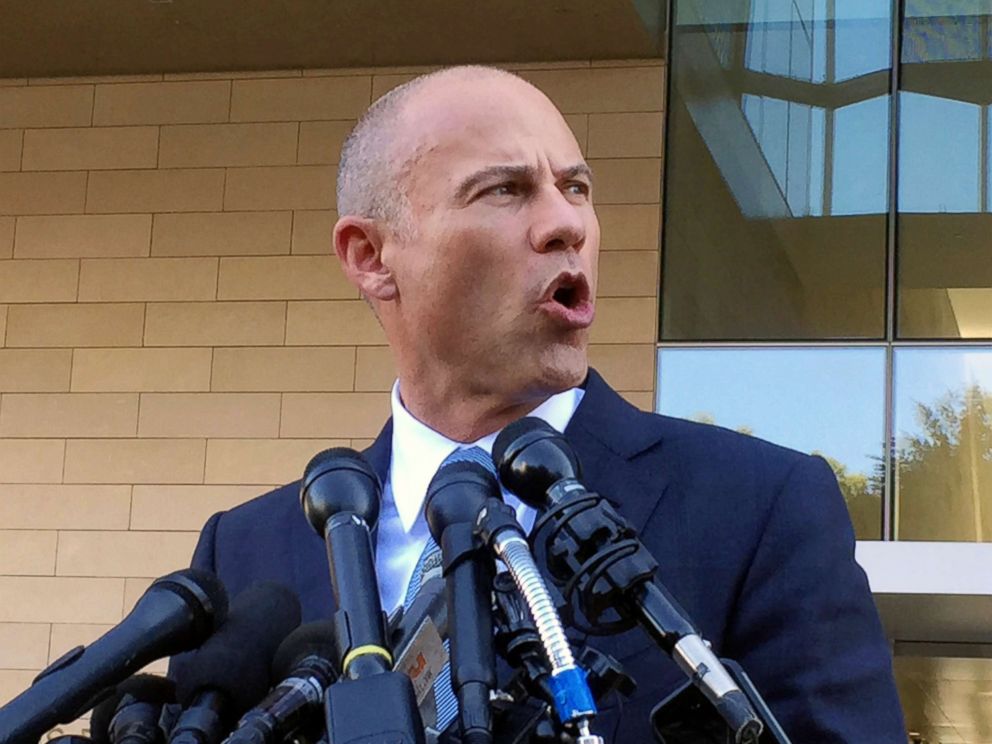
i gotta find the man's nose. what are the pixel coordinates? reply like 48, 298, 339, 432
529, 186, 586, 253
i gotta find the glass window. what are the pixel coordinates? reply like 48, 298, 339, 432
896, 3, 992, 339
894, 347, 992, 541
663, 0, 890, 341
833, 0, 892, 81
656, 347, 886, 539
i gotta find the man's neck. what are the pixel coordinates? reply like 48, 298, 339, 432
396, 379, 548, 443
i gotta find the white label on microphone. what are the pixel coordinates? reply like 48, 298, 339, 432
396, 616, 448, 704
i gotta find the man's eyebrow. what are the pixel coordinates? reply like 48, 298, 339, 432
454, 165, 536, 201
558, 163, 594, 182
453, 162, 593, 201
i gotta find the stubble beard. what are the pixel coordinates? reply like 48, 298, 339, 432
520, 328, 589, 397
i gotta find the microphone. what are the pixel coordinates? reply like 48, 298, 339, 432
221, 621, 338, 744
493, 418, 764, 744
300, 447, 391, 679
424, 456, 499, 744
453, 457, 600, 741
300, 447, 424, 744
0, 569, 227, 744
90, 674, 175, 744
169, 582, 301, 744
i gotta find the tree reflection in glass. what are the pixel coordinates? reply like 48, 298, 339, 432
657, 347, 885, 539
895, 348, 992, 540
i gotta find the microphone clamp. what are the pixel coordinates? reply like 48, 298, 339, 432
494, 417, 765, 743
476, 499, 599, 740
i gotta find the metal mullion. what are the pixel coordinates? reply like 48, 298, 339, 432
656, 339, 992, 349
656, 0, 675, 392
891, 339, 992, 347
883, 0, 905, 541
657, 0, 675, 351
655, 340, 887, 348
981, 104, 989, 214
987, 14, 992, 215
823, 0, 836, 216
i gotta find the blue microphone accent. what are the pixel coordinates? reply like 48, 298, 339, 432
549, 666, 597, 723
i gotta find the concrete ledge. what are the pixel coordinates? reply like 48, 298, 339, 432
856, 541, 992, 645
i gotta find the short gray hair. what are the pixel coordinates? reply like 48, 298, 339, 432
336, 65, 523, 235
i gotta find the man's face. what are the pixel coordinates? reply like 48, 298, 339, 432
381, 75, 600, 401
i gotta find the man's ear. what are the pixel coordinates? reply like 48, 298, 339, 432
333, 216, 398, 301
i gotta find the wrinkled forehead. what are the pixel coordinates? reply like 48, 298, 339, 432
396, 76, 584, 198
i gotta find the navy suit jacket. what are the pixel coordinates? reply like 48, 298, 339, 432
184, 369, 905, 742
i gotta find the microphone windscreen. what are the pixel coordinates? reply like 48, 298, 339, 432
270, 620, 339, 682
89, 673, 175, 743
156, 567, 229, 632
491, 416, 549, 469
300, 447, 381, 534
172, 581, 301, 713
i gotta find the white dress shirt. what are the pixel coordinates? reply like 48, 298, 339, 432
375, 381, 585, 612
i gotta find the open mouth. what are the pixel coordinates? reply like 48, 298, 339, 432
553, 283, 580, 309
540, 272, 594, 328
547, 272, 589, 309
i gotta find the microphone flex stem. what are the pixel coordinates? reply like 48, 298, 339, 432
478, 503, 598, 732
492, 535, 573, 674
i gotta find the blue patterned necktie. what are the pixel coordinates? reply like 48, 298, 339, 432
404, 533, 457, 732
404, 446, 502, 734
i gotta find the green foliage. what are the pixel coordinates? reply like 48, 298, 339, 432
897, 384, 992, 541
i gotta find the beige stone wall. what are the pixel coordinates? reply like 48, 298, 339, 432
0, 60, 663, 728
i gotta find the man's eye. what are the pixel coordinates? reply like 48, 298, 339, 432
487, 183, 518, 197
565, 182, 591, 197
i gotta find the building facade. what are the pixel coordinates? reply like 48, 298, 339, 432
0, 1, 989, 741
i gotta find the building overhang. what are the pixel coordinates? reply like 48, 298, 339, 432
0, 0, 666, 79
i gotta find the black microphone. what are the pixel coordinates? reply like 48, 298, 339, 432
425, 457, 499, 744
90, 674, 176, 744
221, 621, 338, 744
0, 569, 227, 744
300, 447, 391, 679
300, 447, 424, 744
169, 582, 301, 744
493, 418, 764, 743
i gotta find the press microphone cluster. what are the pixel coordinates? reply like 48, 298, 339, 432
0, 569, 227, 744
0, 421, 790, 744
0, 569, 314, 744
168, 582, 301, 743
290, 446, 618, 744
492, 418, 777, 744
295, 446, 608, 744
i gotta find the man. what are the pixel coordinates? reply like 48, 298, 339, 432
183, 66, 906, 741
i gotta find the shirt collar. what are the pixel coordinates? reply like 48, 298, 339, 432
388, 381, 585, 533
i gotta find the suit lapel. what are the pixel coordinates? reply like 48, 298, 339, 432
562, 372, 687, 700
565, 369, 670, 532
